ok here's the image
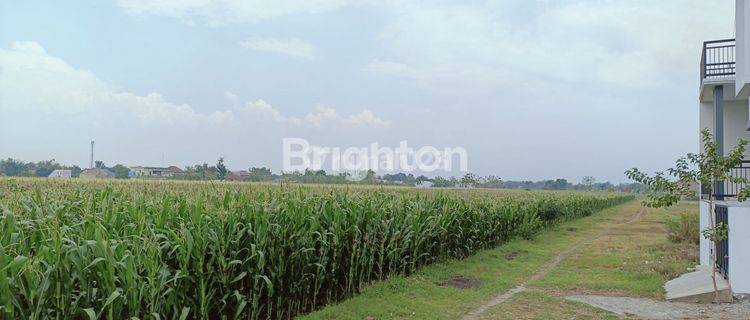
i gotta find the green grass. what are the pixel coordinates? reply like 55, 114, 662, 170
531, 201, 698, 298
476, 291, 627, 320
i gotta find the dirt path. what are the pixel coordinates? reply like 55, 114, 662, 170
459, 208, 646, 320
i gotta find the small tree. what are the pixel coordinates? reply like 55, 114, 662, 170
625, 129, 748, 301
216, 157, 228, 181
582, 176, 596, 190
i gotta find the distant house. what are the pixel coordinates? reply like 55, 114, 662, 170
48, 169, 72, 179
415, 181, 434, 188
228, 170, 250, 181
80, 168, 115, 179
130, 166, 184, 179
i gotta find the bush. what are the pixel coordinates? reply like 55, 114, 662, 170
665, 212, 700, 244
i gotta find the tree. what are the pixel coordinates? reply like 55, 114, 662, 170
247, 167, 273, 181
34, 159, 61, 177
0, 158, 31, 176
625, 129, 747, 301
110, 164, 131, 179
460, 173, 478, 186
582, 176, 596, 190
69, 165, 82, 178
216, 157, 228, 181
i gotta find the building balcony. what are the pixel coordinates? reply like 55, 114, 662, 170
701, 160, 750, 200
701, 38, 736, 82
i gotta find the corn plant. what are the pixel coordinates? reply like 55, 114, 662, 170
0, 178, 632, 319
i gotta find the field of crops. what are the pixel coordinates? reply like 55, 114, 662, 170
0, 178, 633, 319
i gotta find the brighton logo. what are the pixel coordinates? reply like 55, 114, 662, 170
282, 138, 468, 181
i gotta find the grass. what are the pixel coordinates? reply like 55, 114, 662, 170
476, 291, 626, 320
531, 201, 698, 298
305, 200, 699, 319
664, 210, 700, 244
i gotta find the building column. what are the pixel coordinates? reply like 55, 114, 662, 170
715, 85, 724, 200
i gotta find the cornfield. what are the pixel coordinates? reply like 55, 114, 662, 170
0, 178, 633, 319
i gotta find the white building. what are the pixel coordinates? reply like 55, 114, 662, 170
130, 166, 183, 179
415, 181, 434, 188
47, 169, 71, 178
698, 0, 750, 295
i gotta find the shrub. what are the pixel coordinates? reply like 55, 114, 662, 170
665, 212, 700, 244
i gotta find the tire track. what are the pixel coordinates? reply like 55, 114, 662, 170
459, 205, 646, 320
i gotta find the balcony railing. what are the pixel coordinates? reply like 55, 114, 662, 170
701, 39, 736, 81
701, 160, 750, 199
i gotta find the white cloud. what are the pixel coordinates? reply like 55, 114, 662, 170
117, 0, 353, 25
239, 38, 316, 60
241, 100, 389, 126
365, 1, 733, 90
0, 41, 389, 168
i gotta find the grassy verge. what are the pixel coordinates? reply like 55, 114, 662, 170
530, 201, 698, 298
482, 202, 698, 319
475, 291, 624, 320
302, 200, 647, 319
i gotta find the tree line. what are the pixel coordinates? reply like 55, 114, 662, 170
0, 158, 644, 191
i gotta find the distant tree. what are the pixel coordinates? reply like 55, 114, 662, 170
0, 158, 31, 176
95, 161, 106, 169
364, 169, 376, 181
460, 173, 478, 186
582, 176, 596, 190
432, 176, 454, 187
480, 175, 503, 188
216, 158, 228, 180
110, 164, 131, 179
69, 165, 82, 178
34, 159, 61, 177
542, 178, 568, 190
247, 167, 273, 181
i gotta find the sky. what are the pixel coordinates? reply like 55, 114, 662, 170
0, 0, 737, 183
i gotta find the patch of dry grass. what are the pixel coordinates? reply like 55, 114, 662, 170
476, 291, 629, 320
531, 201, 698, 298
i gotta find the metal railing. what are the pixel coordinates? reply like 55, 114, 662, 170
701, 160, 750, 199
701, 39, 736, 81
715, 204, 729, 279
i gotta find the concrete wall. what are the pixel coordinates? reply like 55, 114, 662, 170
737, 0, 750, 97
700, 203, 750, 294
728, 205, 750, 293
698, 201, 711, 266
699, 201, 711, 266
699, 98, 750, 157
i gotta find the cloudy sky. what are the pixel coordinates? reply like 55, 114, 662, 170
0, 0, 736, 182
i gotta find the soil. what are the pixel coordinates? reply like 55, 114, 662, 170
503, 249, 528, 260
435, 275, 483, 289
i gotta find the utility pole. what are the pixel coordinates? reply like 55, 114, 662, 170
90, 140, 95, 169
